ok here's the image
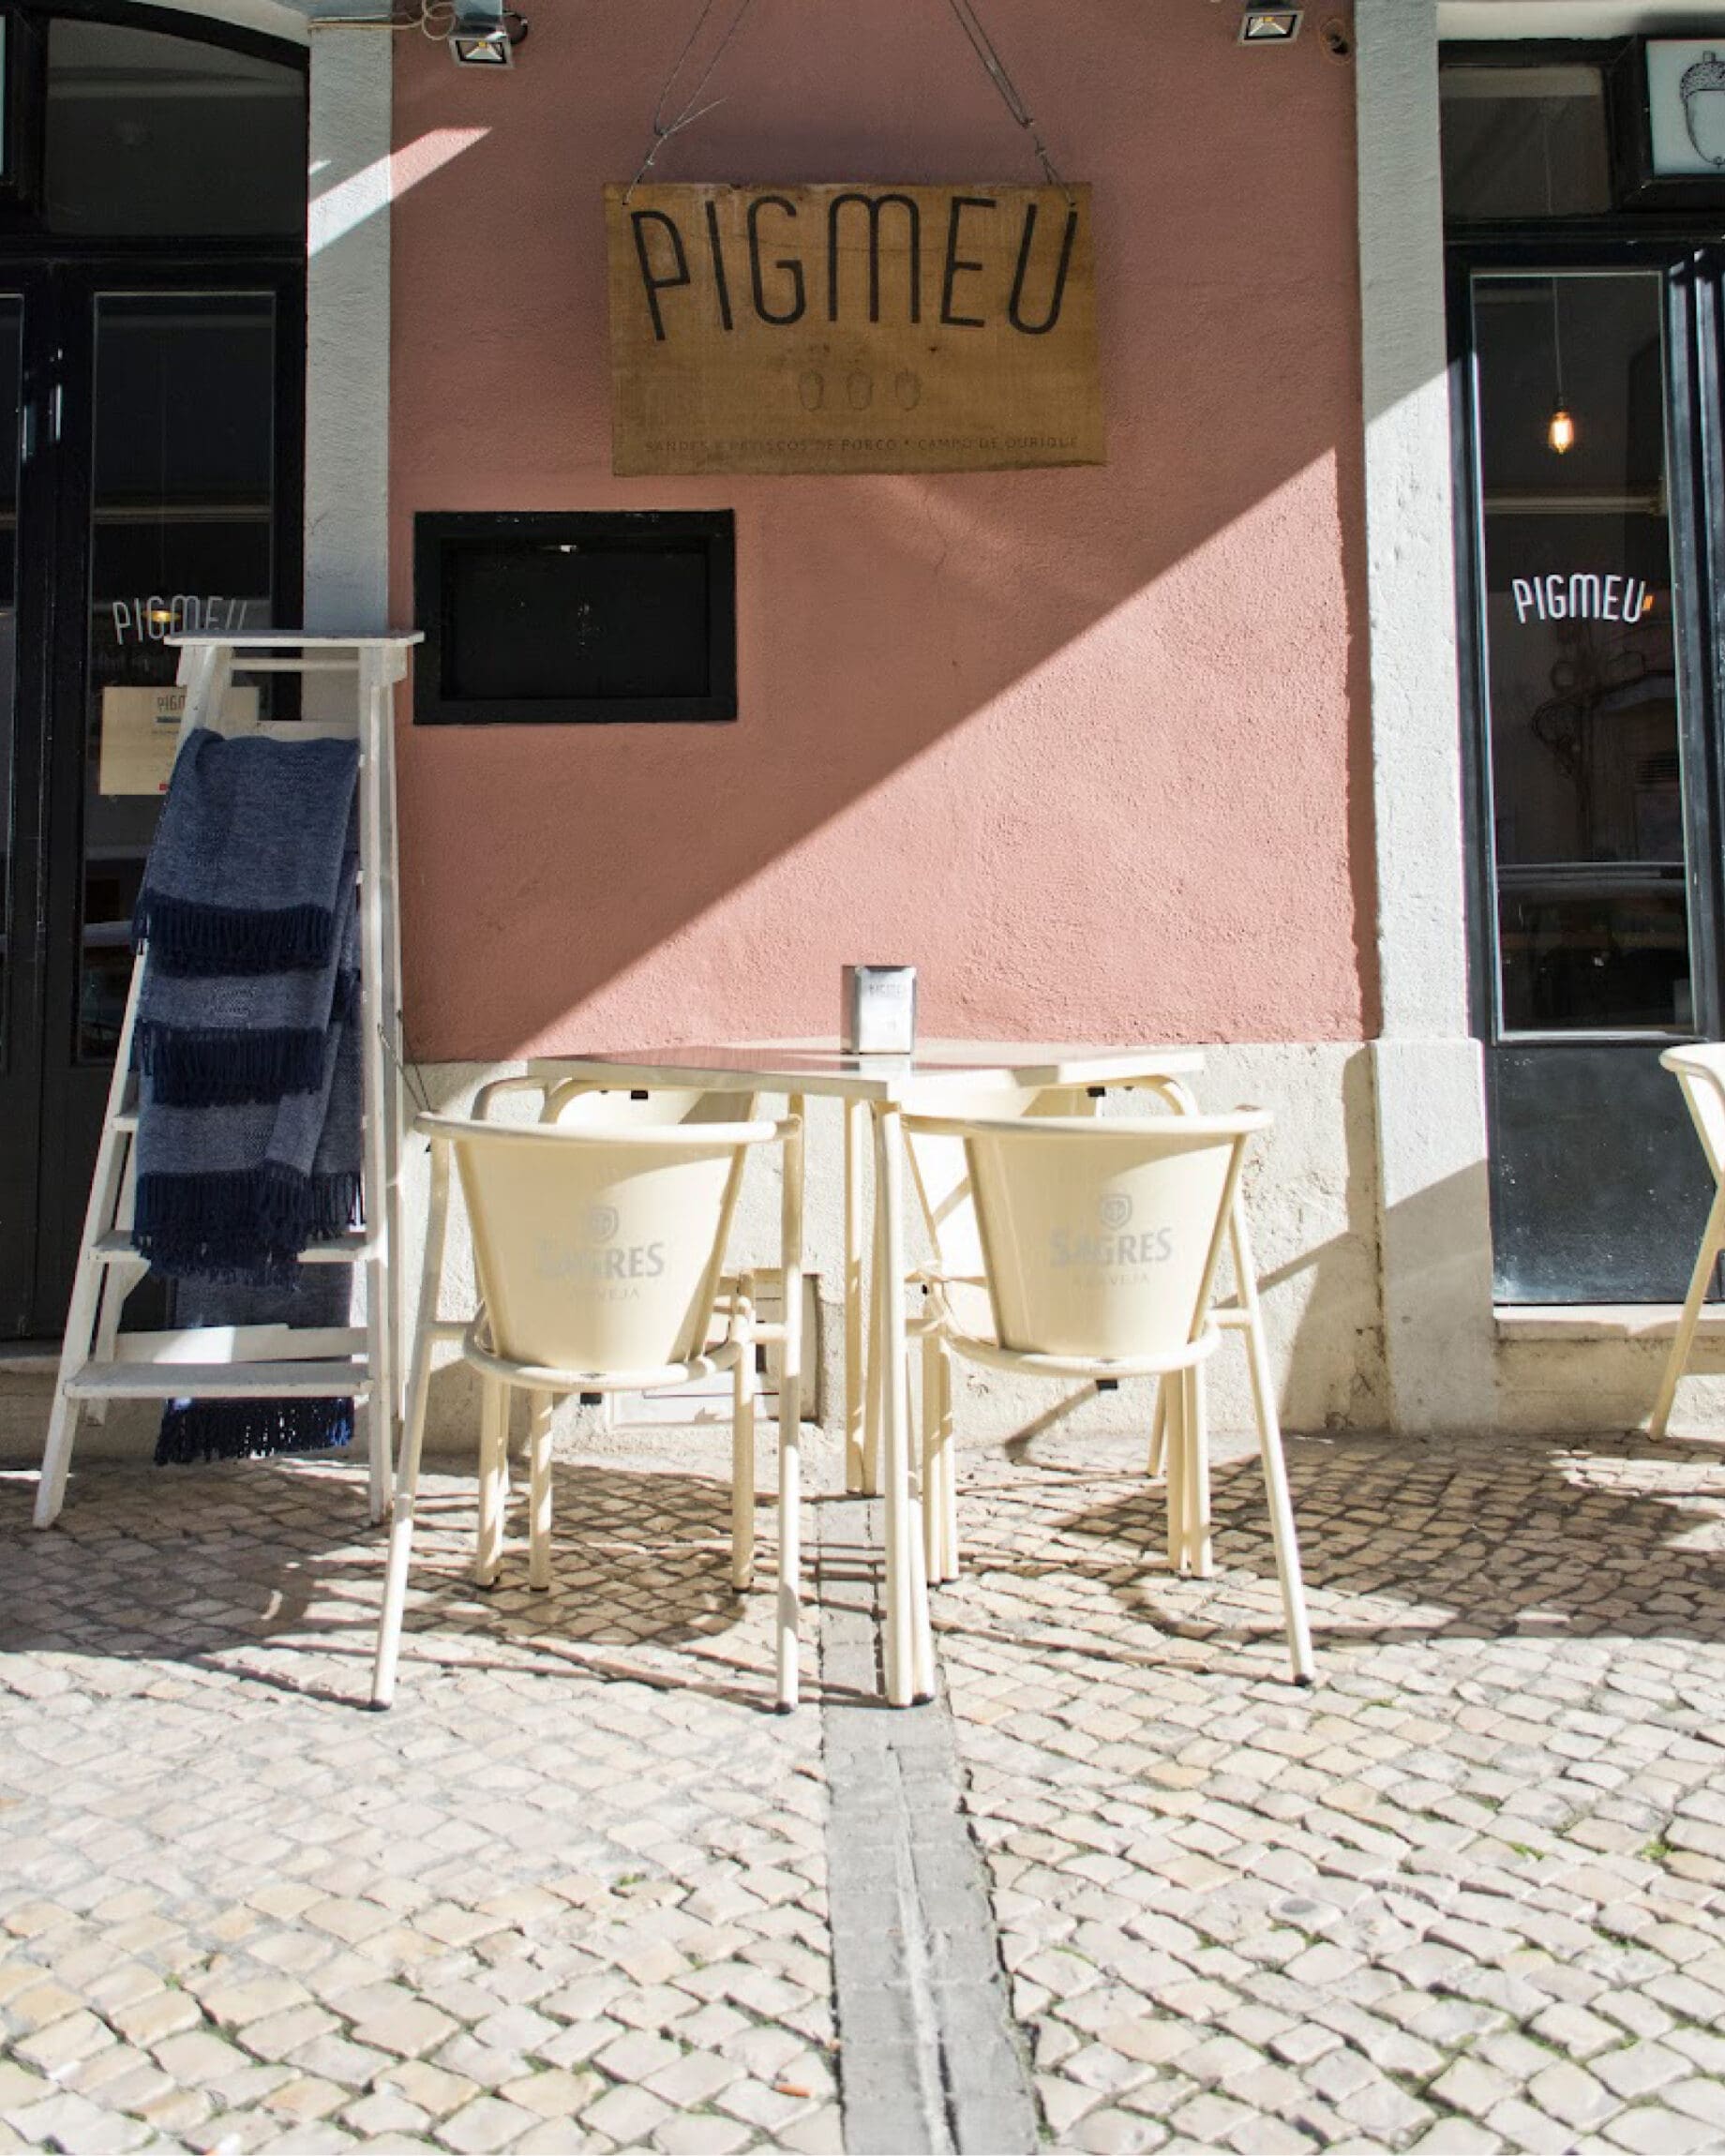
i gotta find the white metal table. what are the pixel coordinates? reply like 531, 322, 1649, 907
532, 1039, 1206, 1705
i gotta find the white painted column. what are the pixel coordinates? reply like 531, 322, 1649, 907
1357, 0, 1497, 1430
304, 23, 392, 632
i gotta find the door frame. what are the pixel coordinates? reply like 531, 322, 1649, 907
0, 0, 308, 1335
1447, 234, 1725, 1297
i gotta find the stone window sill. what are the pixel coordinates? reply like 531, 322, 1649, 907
1495, 1304, 1725, 1342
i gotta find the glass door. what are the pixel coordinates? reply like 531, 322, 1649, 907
27, 271, 299, 1337
1463, 256, 1723, 1300
0, 265, 301, 1338
0, 5, 307, 1339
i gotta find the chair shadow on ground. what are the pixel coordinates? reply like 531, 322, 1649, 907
931, 1424, 1725, 1671
0, 1458, 863, 1715
13, 1427, 1725, 1709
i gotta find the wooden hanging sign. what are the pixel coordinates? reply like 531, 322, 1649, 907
605, 181, 1104, 476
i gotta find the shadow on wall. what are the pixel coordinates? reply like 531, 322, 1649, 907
1250, 1044, 1388, 1429
376, 0, 1379, 1058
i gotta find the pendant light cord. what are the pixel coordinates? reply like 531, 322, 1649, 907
1541, 105, 1567, 408
626, 0, 1070, 202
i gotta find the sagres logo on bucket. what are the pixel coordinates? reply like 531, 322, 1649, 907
537, 1198, 667, 1288
1051, 1188, 1172, 1271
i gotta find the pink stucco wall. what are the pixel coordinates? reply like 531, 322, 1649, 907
390, 1, 1372, 1058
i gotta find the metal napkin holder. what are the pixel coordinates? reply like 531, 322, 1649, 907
841, 965, 917, 1055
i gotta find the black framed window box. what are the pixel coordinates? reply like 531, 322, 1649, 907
413, 508, 736, 726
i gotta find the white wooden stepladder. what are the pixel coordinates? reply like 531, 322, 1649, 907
33, 633, 421, 1530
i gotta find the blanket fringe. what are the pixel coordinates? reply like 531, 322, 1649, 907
156, 1396, 354, 1463
133, 1166, 364, 1283
133, 891, 337, 978
137, 1024, 330, 1104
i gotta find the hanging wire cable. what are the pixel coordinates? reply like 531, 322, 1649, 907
942, 0, 1069, 197
624, 0, 1070, 203
625, 0, 758, 200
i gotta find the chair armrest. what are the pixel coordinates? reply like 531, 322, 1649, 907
472, 1074, 559, 1122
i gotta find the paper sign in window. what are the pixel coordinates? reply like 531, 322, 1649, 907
98, 684, 260, 797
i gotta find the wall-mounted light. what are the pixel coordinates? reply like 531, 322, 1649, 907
449, 0, 527, 67
1240, 7, 1303, 42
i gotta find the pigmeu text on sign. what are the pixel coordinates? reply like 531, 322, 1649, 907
605, 181, 1104, 476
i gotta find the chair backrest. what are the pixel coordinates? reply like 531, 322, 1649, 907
908, 1112, 1268, 1363
419, 1112, 785, 1376
541, 1082, 758, 1130
1662, 1045, 1725, 1183
907, 1085, 1101, 1280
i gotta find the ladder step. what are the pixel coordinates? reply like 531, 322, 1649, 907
109, 1325, 367, 1367
65, 1358, 371, 1401
92, 1232, 372, 1265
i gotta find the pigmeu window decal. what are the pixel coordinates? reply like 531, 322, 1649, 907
1511, 572, 1654, 626
604, 181, 1105, 476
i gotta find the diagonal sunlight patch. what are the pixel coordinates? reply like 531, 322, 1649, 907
505, 452, 1352, 1056
309, 127, 488, 256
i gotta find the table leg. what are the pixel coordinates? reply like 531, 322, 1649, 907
1140, 1077, 1200, 1480
777, 1096, 806, 1711
844, 1099, 867, 1492
874, 1102, 934, 1705
862, 1145, 885, 1498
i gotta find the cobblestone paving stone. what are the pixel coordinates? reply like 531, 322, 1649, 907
10, 1428, 1725, 2153
0, 1458, 840, 2156
936, 1429, 1725, 2156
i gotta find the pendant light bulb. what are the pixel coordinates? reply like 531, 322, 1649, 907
1548, 404, 1577, 456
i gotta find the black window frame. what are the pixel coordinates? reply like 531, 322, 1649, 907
412, 508, 739, 727
0, 0, 308, 246
1442, 37, 1725, 235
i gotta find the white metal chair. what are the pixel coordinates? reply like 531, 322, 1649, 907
371, 1106, 804, 1710
1650, 1045, 1725, 1439
907, 1111, 1314, 1684
904, 1078, 1285, 1585
450, 1080, 773, 1540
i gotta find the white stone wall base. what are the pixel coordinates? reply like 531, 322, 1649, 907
15, 1040, 1725, 1467
395, 1043, 1383, 1455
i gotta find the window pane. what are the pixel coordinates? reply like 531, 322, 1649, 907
82, 293, 277, 1062
0, 303, 19, 1071
1472, 272, 1689, 1036
1441, 65, 1612, 219
45, 20, 305, 238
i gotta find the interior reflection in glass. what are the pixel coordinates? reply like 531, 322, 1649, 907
80, 293, 275, 1061
1473, 272, 1691, 1035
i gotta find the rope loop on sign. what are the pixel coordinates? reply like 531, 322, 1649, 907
625, 0, 758, 202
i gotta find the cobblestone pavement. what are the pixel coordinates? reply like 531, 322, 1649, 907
7, 1428, 1725, 2154
938, 1430, 1725, 2156
1, 1455, 838, 2156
